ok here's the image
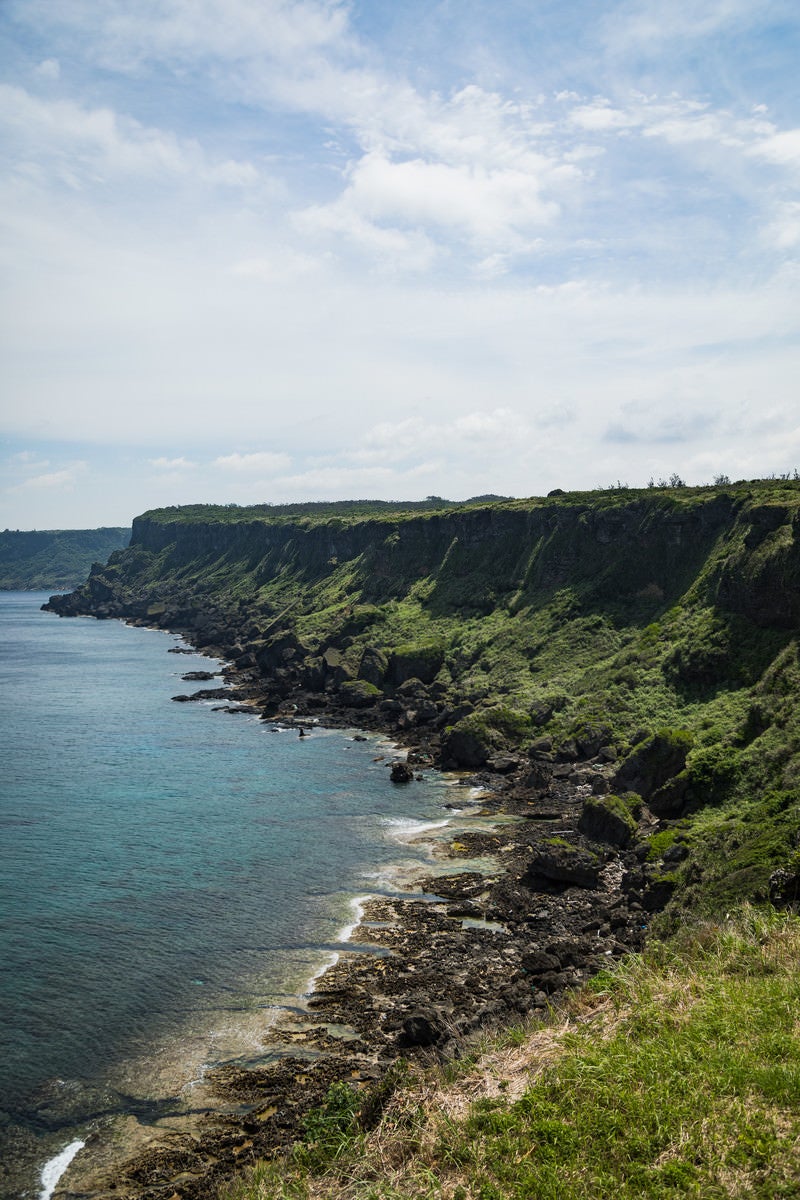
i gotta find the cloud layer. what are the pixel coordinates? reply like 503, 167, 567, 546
1, 0, 798, 526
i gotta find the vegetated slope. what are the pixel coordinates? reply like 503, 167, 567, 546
0, 526, 131, 590
226, 906, 800, 1200
46, 482, 800, 918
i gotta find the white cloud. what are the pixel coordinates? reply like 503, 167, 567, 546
751, 129, 800, 169
149, 456, 196, 469
0, 83, 262, 190
213, 451, 292, 473
570, 102, 639, 132
35, 58, 60, 80
12, 462, 88, 490
602, 0, 772, 49
763, 202, 800, 249
18, 0, 352, 73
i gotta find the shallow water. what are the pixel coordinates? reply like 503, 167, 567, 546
0, 592, 455, 1197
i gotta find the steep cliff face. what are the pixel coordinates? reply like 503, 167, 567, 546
45, 484, 800, 914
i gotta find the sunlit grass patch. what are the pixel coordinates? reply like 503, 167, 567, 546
226, 907, 800, 1200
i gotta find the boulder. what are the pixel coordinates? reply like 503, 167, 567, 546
358, 646, 388, 687
578, 794, 639, 848
339, 679, 382, 708
613, 728, 693, 802
390, 761, 414, 783
396, 1010, 445, 1048
522, 846, 601, 891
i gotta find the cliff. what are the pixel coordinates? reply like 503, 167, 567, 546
46, 483, 800, 916
0, 526, 130, 590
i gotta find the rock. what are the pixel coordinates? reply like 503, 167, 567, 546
530, 737, 553, 754
181, 670, 216, 681
396, 1010, 445, 1048
520, 949, 561, 974
641, 876, 677, 912
388, 643, 444, 686
486, 754, 520, 774
522, 847, 601, 890
390, 761, 415, 783
578, 794, 638, 848
769, 865, 800, 907
613, 728, 693, 805
358, 646, 388, 687
524, 761, 553, 790
339, 679, 382, 708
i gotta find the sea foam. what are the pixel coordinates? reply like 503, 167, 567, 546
39, 1140, 85, 1200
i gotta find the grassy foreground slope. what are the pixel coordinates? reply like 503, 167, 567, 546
49, 480, 800, 920
0, 526, 130, 589
227, 907, 800, 1200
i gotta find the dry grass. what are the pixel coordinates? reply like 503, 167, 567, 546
227, 906, 800, 1200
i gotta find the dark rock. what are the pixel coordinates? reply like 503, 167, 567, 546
524, 761, 553, 790
358, 646, 389, 687
486, 754, 520, 774
769, 865, 800, 907
181, 670, 216, 681
537, 970, 569, 993
641, 876, 677, 911
396, 1010, 445, 1048
613, 729, 692, 804
441, 725, 490, 769
388, 644, 444, 686
578, 794, 637, 848
390, 761, 414, 783
339, 679, 382, 708
520, 949, 561, 973
522, 847, 601, 890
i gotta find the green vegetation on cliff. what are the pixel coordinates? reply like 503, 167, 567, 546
0, 526, 130, 590
47, 480, 800, 916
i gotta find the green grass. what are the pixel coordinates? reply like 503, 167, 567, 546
59, 480, 800, 911
225, 907, 800, 1200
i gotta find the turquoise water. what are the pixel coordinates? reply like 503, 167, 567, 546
0, 592, 451, 1195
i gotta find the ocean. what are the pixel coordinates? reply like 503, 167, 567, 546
0, 592, 457, 1198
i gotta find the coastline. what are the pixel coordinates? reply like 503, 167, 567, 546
37, 610, 652, 1199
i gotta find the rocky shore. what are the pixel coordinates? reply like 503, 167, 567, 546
46, 635, 671, 1200
33, 583, 688, 1200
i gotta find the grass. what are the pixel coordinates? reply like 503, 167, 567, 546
62, 481, 800, 910
225, 907, 800, 1200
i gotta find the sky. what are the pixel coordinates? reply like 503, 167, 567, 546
1, 0, 799, 529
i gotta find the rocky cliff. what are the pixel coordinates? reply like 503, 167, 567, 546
46, 483, 800, 915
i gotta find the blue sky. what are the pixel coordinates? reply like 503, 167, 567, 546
1, 0, 799, 527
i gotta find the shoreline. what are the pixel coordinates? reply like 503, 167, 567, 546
45, 806, 498, 1200
40, 610, 656, 1199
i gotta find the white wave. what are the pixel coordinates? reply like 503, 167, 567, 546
336, 894, 370, 943
39, 1139, 85, 1200
381, 817, 450, 842
304, 949, 340, 996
